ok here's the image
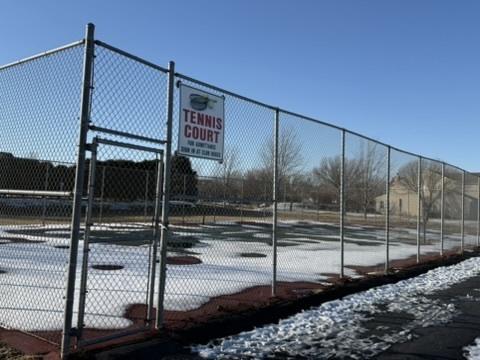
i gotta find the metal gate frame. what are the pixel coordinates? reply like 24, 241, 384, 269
61, 23, 174, 357
75, 136, 165, 348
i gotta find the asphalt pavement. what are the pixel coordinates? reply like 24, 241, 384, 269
375, 275, 480, 360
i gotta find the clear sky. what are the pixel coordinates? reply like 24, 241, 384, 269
1, 0, 480, 171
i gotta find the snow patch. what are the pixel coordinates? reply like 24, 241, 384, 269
464, 338, 480, 359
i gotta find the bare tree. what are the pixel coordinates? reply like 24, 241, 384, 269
215, 146, 241, 179
397, 160, 447, 243
311, 144, 385, 218
356, 142, 386, 219
260, 126, 304, 183
214, 146, 242, 202
313, 155, 361, 205
242, 126, 304, 205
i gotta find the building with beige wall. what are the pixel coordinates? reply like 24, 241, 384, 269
375, 172, 479, 219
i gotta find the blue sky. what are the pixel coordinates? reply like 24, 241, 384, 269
1, 0, 480, 171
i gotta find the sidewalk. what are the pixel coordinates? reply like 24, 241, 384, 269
375, 275, 480, 360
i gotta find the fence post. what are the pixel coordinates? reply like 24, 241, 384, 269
385, 146, 391, 274
156, 61, 175, 328
61, 23, 95, 358
264, 182, 268, 219
76, 138, 98, 341
147, 154, 164, 325
144, 170, 150, 224
440, 162, 445, 256
98, 166, 106, 223
42, 163, 50, 226
461, 170, 465, 254
240, 176, 244, 223
223, 173, 227, 207
339, 129, 345, 278
416, 157, 422, 263
213, 183, 217, 223
182, 174, 186, 224
272, 108, 279, 296
316, 191, 320, 222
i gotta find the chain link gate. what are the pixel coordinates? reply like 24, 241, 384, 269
75, 137, 164, 347
60, 23, 173, 353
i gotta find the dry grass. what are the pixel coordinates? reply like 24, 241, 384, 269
0, 342, 43, 360
0, 344, 25, 360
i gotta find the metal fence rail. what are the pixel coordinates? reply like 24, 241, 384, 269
0, 23, 479, 358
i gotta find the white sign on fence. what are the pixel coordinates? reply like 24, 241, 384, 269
177, 84, 225, 162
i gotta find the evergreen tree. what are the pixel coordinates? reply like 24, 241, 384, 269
170, 155, 198, 200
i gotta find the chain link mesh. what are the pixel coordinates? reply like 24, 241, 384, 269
465, 172, 479, 249
444, 165, 463, 254
388, 149, 419, 267
91, 44, 168, 140
420, 159, 443, 256
163, 76, 274, 326
276, 113, 341, 285
344, 133, 388, 275
80, 144, 160, 340
0, 43, 84, 344
74, 43, 169, 343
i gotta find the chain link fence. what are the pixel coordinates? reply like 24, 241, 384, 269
0, 41, 84, 346
1, 24, 479, 357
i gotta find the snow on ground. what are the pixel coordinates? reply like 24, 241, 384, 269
0, 219, 472, 332
0, 225, 140, 330
193, 257, 480, 359
464, 338, 480, 359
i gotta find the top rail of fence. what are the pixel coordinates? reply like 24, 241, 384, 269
0, 40, 85, 72
94, 40, 169, 74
